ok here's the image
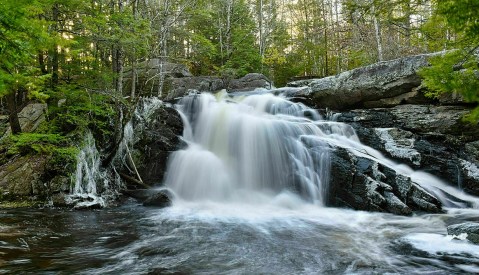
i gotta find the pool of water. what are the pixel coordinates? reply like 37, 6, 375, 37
1, 198, 479, 274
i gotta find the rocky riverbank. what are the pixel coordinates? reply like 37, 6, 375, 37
284, 53, 479, 213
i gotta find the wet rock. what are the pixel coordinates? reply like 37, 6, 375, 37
287, 53, 439, 110
335, 105, 479, 196
328, 147, 442, 215
142, 189, 173, 208
125, 102, 184, 186
447, 223, 479, 244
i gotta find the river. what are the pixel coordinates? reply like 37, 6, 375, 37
1, 202, 479, 274
2, 91, 479, 274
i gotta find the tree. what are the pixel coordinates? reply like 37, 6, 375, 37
0, 0, 50, 134
419, 0, 479, 121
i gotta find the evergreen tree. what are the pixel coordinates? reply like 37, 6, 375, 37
419, 0, 479, 121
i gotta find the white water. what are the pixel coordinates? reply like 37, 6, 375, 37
164, 91, 340, 204
68, 132, 108, 208
151, 91, 479, 273
164, 91, 479, 209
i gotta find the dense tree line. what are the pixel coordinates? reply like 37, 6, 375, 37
0, 0, 478, 134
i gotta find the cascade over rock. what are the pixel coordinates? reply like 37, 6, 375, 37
157, 91, 478, 215
336, 105, 479, 196
287, 53, 440, 110
328, 147, 442, 214
447, 223, 479, 244
116, 99, 184, 187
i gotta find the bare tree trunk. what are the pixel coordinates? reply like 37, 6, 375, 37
372, 3, 384, 61
52, 3, 59, 87
6, 92, 21, 134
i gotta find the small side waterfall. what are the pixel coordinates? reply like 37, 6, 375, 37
68, 132, 107, 208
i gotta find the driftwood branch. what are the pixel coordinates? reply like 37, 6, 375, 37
119, 172, 151, 189
125, 143, 145, 184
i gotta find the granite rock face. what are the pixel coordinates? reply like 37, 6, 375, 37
287, 53, 441, 110
335, 105, 479, 196
118, 100, 184, 187
328, 147, 442, 215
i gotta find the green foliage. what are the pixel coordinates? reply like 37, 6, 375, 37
419, 0, 479, 121
0, 0, 50, 97
46, 86, 116, 139
6, 133, 68, 156
436, 0, 479, 44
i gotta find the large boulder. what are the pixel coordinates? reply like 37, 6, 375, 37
0, 155, 71, 205
287, 53, 440, 110
123, 61, 193, 97
228, 73, 272, 92
162, 73, 272, 101
336, 105, 479, 195
3, 103, 46, 136
163, 77, 225, 101
120, 100, 184, 186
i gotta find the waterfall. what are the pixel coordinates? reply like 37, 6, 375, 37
164, 91, 479, 209
164, 91, 356, 205
68, 132, 110, 208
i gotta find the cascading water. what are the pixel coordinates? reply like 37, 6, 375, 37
164, 91, 347, 204
68, 132, 108, 208
3, 92, 479, 274
164, 91, 479, 210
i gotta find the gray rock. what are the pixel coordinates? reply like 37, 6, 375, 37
327, 147, 441, 215
286, 53, 440, 109
163, 76, 225, 101
335, 105, 479, 196
3, 103, 46, 136
438, 91, 466, 105
0, 155, 48, 197
228, 73, 272, 92
447, 223, 479, 244
122, 102, 184, 186
142, 189, 173, 208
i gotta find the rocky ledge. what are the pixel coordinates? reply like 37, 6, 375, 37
335, 105, 479, 196
287, 53, 442, 110
285, 52, 479, 214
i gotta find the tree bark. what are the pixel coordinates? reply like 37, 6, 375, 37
372, 3, 384, 62
6, 92, 21, 134
52, 3, 59, 86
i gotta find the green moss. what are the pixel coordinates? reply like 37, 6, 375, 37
6, 133, 67, 155
0, 200, 41, 208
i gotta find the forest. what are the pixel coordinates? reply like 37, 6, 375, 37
2, 1, 479, 273
1, 0, 478, 115
0, 0, 477, 177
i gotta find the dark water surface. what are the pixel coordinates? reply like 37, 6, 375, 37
1, 200, 479, 274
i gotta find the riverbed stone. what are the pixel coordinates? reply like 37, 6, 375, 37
447, 223, 479, 244
142, 189, 173, 208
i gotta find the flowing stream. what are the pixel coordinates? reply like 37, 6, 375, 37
1, 91, 479, 274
